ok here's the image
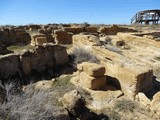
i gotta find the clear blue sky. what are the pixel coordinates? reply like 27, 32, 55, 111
0, 0, 159, 25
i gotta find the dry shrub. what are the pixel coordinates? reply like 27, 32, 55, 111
70, 47, 99, 66
0, 76, 74, 120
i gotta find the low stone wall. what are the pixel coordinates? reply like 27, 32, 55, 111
0, 43, 69, 81
54, 29, 73, 44
99, 25, 137, 35
0, 28, 31, 46
31, 34, 55, 46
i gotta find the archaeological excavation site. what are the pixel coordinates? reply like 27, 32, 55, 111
0, 23, 160, 120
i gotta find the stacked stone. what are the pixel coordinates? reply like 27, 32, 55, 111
30, 34, 55, 46
54, 29, 73, 44
77, 62, 106, 90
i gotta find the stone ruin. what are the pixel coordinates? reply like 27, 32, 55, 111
0, 43, 68, 82
0, 24, 154, 96
77, 62, 106, 90
72, 34, 153, 99
1, 23, 160, 118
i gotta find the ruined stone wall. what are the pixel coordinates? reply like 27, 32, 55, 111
72, 34, 153, 98
0, 28, 31, 46
99, 25, 137, 35
0, 44, 68, 81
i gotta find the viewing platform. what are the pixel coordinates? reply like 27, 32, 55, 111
131, 9, 160, 25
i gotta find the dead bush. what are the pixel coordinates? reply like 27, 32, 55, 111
0, 77, 74, 120
70, 47, 99, 66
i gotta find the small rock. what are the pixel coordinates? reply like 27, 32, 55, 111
62, 90, 85, 117
138, 92, 150, 107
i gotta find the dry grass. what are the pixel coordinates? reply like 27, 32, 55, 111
7, 44, 35, 51
70, 47, 99, 66
0, 76, 74, 120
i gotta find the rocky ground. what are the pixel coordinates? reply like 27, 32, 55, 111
0, 24, 160, 120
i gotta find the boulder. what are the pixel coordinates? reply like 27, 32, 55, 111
51, 108, 70, 120
137, 92, 150, 107
62, 90, 85, 117
99, 36, 111, 44
151, 91, 160, 111
111, 38, 125, 46
23, 80, 54, 91
79, 72, 106, 90
77, 62, 105, 77
54, 29, 72, 44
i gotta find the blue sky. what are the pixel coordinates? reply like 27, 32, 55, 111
0, 0, 159, 25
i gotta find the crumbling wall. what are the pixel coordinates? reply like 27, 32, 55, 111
0, 44, 69, 81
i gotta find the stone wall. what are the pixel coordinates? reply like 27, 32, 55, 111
30, 34, 55, 46
77, 62, 106, 90
99, 25, 137, 35
0, 28, 31, 46
0, 43, 69, 81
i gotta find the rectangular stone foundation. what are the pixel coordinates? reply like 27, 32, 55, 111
73, 34, 153, 98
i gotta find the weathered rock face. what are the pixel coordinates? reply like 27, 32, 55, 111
76, 62, 106, 90
79, 72, 106, 90
85, 27, 97, 33
51, 44, 69, 66
137, 92, 150, 107
20, 50, 32, 76
64, 27, 84, 34
20, 43, 69, 75
28, 24, 41, 31
0, 54, 22, 80
151, 91, 160, 111
0, 43, 68, 81
77, 62, 105, 77
54, 29, 73, 44
31, 34, 55, 46
101, 60, 153, 98
62, 90, 85, 117
98, 25, 137, 35
0, 44, 13, 55
70, 76, 123, 111
72, 34, 100, 46
0, 28, 31, 46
